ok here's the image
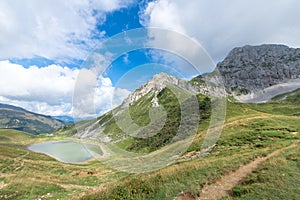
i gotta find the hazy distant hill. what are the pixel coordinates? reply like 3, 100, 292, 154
52, 115, 74, 124
0, 103, 64, 134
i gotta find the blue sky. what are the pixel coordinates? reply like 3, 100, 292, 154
9, 1, 147, 73
1, 0, 300, 117
97, 1, 143, 37
7, 0, 188, 90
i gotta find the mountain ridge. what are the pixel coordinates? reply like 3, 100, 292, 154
60, 44, 300, 143
216, 44, 300, 94
0, 103, 65, 134
121, 72, 206, 107
188, 44, 300, 102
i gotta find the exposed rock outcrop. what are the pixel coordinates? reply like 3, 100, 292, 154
217, 44, 300, 95
121, 73, 204, 107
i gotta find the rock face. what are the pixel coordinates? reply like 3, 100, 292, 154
122, 73, 203, 107
217, 44, 300, 95
108, 44, 300, 107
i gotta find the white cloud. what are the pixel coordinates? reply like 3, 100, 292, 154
0, 0, 134, 61
0, 61, 78, 103
0, 1, 135, 117
0, 61, 130, 117
72, 66, 131, 119
141, 0, 300, 62
142, 1, 185, 33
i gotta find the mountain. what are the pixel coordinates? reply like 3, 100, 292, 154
218, 44, 300, 92
0, 103, 64, 134
122, 73, 204, 107
4, 44, 300, 199
60, 73, 211, 152
270, 88, 300, 104
61, 44, 300, 148
193, 44, 300, 102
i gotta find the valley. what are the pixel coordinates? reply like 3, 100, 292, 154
0, 99, 299, 199
1, 0, 300, 199
1, 44, 300, 199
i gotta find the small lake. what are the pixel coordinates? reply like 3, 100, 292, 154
28, 141, 103, 163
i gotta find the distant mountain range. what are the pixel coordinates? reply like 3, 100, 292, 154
0, 103, 65, 134
52, 115, 75, 124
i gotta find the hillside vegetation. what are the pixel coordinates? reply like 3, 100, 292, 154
83, 99, 300, 199
0, 94, 299, 199
2, 44, 300, 199
58, 86, 211, 153
0, 103, 64, 134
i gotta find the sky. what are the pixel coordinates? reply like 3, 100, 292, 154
0, 0, 300, 118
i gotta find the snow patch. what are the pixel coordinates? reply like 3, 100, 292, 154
235, 79, 300, 103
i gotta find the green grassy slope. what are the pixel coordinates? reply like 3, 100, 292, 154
244, 89, 300, 116
2, 84, 300, 199
223, 144, 300, 200
0, 129, 127, 200
1, 98, 299, 199
58, 87, 211, 153
271, 88, 300, 104
123, 88, 210, 152
83, 100, 300, 199
0, 104, 64, 134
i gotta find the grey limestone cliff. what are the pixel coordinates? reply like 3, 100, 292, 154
217, 44, 300, 95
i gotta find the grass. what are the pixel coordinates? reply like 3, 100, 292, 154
84, 100, 300, 199
124, 88, 211, 152
271, 88, 300, 104
57, 87, 211, 154
1, 93, 299, 199
0, 107, 63, 134
222, 144, 300, 200
0, 129, 128, 200
84, 141, 294, 199
247, 102, 300, 116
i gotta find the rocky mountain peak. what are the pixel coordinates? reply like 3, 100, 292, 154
217, 44, 300, 95
147, 72, 182, 91
122, 73, 200, 107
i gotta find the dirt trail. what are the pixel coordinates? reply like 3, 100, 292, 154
57, 183, 100, 190
224, 114, 272, 128
199, 141, 299, 200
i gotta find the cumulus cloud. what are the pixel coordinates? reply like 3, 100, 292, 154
0, 0, 134, 61
141, 0, 300, 62
0, 61, 78, 103
0, 1, 135, 117
72, 67, 131, 119
0, 61, 130, 117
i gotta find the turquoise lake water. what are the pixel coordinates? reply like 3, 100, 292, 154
28, 141, 102, 163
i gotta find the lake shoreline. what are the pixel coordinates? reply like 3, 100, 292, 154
28, 140, 110, 164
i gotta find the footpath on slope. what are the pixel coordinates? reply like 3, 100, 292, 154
175, 141, 298, 200
198, 141, 299, 200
